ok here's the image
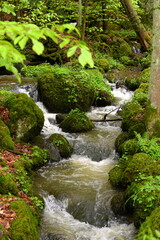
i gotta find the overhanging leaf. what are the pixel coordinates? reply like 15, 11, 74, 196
31, 38, 44, 55
67, 46, 78, 58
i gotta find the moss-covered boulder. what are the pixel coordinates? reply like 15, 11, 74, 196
108, 164, 125, 188
115, 132, 130, 154
134, 207, 160, 239
0, 173, 18, 196
37, 67, 96, 113
49, 133, 73, 158
128, 123, 146, 138
59, 109, 95, 133
121, 139, 140, 156
124, 77, 141, 91
94, 89, 114, 107
36, 65, 113, 112
9, 199, 40, 240
123, 153, 155, 184
0, 120, 14, 150
110, 39, 132, 59
6, 93, 44, 142
120, 102, 145, 132
94, 58, 109, 73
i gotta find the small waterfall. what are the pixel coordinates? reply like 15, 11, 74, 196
132, 46, 141, 54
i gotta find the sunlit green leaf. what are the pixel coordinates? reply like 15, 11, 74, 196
31, 38, 44, 55
67, 46, 78, 58
19, 36, 29, 49
59, 38, 70, 48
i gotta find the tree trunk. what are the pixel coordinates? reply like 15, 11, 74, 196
78, 0, 82, 29
81, 0, 88, 40
120, 0, 151, 51
149, 0, 160, 115
102, 2, 108, 33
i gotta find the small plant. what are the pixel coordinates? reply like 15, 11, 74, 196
135, 132, 160, 160
54, 140, 64, 147
30, 196, 44, 210
129, 175, 160, 212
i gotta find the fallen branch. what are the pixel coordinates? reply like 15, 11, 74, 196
92, 118, 122, 122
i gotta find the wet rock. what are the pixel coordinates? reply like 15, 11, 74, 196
111, 193, 126, 215
49, 133, 73, 159
59, 109, 95, 133
6, 93, 44, 142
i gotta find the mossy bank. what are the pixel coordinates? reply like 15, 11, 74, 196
109, 77, 160, 239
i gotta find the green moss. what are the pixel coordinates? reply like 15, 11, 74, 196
0, 224, 9, 240
134, 83, 149, 95
134, 207, 160, 239
59, 109, 95, 133
94, 89, 114, 107
126, 176, 160, 227
120, 56, 131, 65
132, 92, 148, 107
0, 174, 18, 195
115, 132, 130, 154
49, 133, 73, 158
128, 123, 146, 138
110, 39, 132, 59
121, 139, 140, 156
6, 93, 44, 142
0, 120, 14, 151
140, 67, 150, 83
123, 153, 155, 184
124, 77, 141, 91
36, 65, 113, 113
108, 164, 125, 188
13, 163, 33, 195
9, 200, 40, 240
38, 68, 95, 113
121, 102, 145, 132
94, 58, 109, 72
27, 146, 49, 169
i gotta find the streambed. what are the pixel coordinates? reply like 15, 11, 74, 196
0, 76, 136, 240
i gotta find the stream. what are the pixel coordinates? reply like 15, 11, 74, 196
0, 75, 136, 240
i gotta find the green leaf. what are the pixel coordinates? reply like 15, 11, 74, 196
19, 36, 29, 49
79, 48, 94, 68
59, 38, 70, 48
14, 35, 24, 45
31, 38, 44, 55
67, 46, 78, 58
43, 28, 58, 44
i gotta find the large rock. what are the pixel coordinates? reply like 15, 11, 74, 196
36, 65, 113, 113
59, 109, 95, 133
38, 69, 95, 113
6, 93, 44, 142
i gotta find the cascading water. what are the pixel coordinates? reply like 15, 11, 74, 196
0, 76, 136, 240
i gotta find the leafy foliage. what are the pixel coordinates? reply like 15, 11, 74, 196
129, 175, 160, 212
135, 132, 160, 160
0, 21, 94, 82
